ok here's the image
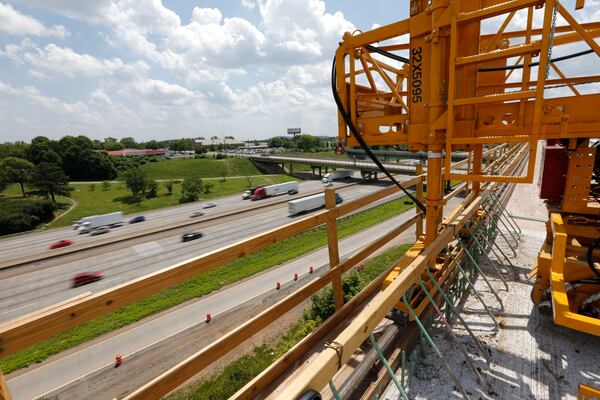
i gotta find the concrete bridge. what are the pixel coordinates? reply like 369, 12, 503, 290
238, 153, 422, 178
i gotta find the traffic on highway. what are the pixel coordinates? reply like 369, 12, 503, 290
0, 176, 409, 323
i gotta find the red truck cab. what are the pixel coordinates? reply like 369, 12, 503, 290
251, 187, 266, 201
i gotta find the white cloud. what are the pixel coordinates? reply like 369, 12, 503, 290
241, 0, 256, 10
1, 39, 150, 79
0, 2, 68, 37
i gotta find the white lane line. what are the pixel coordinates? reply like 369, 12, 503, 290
102, 277, 120, 284
2, 302, 36, 314
0, 299, 14, 308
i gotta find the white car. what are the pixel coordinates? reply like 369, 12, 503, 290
202, 202, 217, 209
324, 182, 333, 187
191, 211, 205, 218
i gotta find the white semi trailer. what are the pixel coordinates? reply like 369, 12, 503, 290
322, 170, 353, 183
288, 193, 343, 215
77, 212, 123, 234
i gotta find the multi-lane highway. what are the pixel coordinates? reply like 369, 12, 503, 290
0, 180, 331, 261
0, 177, 411, 323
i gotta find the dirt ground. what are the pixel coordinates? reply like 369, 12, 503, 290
383, 169, 600, 399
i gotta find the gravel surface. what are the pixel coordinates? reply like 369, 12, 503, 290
384, 171, 600, 399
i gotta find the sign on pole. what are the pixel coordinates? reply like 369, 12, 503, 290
287, 128, 301, 136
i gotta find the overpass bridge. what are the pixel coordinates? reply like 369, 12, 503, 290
237, 153, 470, 178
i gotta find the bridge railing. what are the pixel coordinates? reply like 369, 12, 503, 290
0, 144, 514, 400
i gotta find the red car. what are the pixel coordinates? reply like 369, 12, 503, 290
49, 239, 73, 249
73, 272, 103, 287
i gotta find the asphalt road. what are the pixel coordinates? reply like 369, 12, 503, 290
5, 204, 426, 400
0, 180, 330, 260
0, 177, 411, 323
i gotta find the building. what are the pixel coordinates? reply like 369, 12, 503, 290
194, 137, 245, 149
106, 148, 170, 157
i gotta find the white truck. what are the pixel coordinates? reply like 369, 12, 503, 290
322, 170, 353, 183
288, 193, 343, 215
77, 212, 123, 234
72, 216, 93, 230
251, 181, 299, 200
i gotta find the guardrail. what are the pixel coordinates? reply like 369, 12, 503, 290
0, 143, 518, 400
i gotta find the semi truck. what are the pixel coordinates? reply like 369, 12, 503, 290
242, 187, 258, 200
251, 181, 299, 201
77, 212, 123, 234
288, 193, 343, 215
322, 170, 353, 183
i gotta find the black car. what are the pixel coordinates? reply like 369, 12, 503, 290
182, 232, 203, 242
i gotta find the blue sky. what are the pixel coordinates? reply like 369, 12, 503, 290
0, 1, 597, 143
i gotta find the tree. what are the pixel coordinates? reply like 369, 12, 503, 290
123, 168, 149, 200
203, 182, 214, 194
180, 176, 203, 202
296, 135, 317, 151
170, 138, 192, 152
164, 180, 174, 195
1, 157, 35, 196
104, 141, 124, 151
268, 136, 284, 148
27, 137, 62, 165
0, 142, 29, 160
146, 140, 159, 150
31, 162, 71, 202
146, 180, 159, 198
120, 137, 136, 148
61, 144, 116, 181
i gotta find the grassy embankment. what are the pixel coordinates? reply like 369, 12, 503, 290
166, 243, 413, 400
138, 157, 260, 180
0, 196, 415, 374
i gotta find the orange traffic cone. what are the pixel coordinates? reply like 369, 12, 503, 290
206, 313, 212, 323
294, 273, 298, 281
276, 281, 281, 290
115, 353, 122, 367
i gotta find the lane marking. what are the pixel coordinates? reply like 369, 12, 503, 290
3, 302, 36, 314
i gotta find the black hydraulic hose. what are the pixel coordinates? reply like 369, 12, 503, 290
331, 55, 427, 214
585, 236, 600, 278
478, 49, 594, 72
364, 44, 410, 64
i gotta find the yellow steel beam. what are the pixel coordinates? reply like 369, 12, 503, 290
0, 368, 12, 400
455, 42, 540, 66
557, 2, 600, 56
457, 0, 544, 23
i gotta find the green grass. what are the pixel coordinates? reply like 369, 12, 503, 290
45, 175, 295, 228
0, 197, 414, 374
138, 157, 260, 180
166, 243, 413, 400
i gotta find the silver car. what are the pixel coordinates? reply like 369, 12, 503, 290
90, 226, 110, 236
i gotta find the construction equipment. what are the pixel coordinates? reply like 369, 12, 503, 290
333, 0, 600, 338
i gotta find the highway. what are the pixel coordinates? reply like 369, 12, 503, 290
5, 201, 428, 400
0, 180, 330, 260
0, 177, 412, 323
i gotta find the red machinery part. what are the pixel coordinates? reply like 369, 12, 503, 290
539, 144, 569, 200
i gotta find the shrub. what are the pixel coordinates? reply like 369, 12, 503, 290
88, 184, 95, 191
180, 176, 203, 203
102, 181, 111, 191
0, 199, 57, 235
164, 180, 174, 195
146, 181, 159, 198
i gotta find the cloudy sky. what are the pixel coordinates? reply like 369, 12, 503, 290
0, 0, 597, 143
